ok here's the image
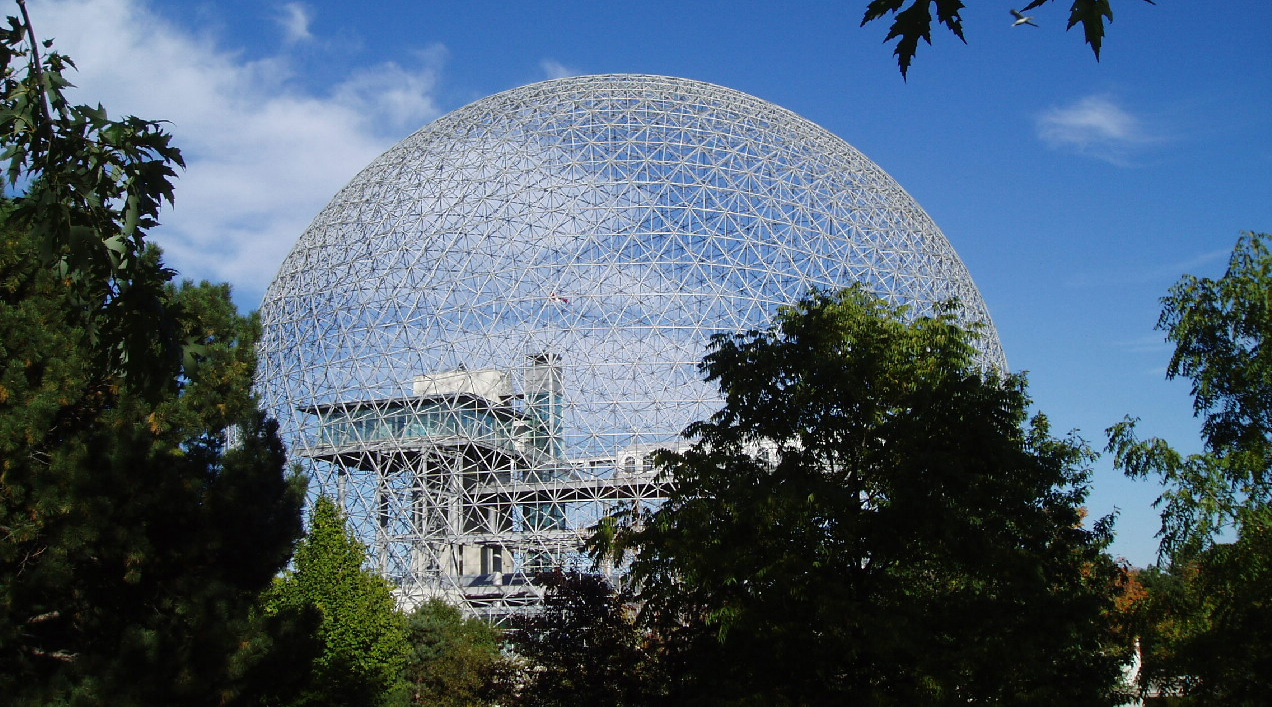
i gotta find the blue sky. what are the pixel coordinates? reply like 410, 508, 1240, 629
28, 0, 1271, 566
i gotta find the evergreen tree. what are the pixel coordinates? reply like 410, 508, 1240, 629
0, 224, 306, 703
266, 496, 410, 707
0, 5, 305, 702
402, 598, 508, 706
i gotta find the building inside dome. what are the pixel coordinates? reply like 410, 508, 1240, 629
256, 74, 1004, 619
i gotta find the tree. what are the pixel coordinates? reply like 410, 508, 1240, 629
0, 4, 307, 701
0, 223, 306, 703
401, 599, 508, 706
861, 0, 1157, 78
266, 496, 410, 707
601, 286, 1131, 704
0, 0, 186, 392
1108, 231, 1272, 703
505, 570, 657, 706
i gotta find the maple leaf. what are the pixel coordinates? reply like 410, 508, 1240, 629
934, 0, 967, 42
863, 0, 965, 79
1024, 0, 1155, 61
1067, 0, 1114, 59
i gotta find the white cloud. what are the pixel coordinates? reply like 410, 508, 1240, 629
277, 2, 313, 44
29, 0, 446, 306
540, 58, 578, 80
334, 45, 446, 128
1036, 95, 1158, 166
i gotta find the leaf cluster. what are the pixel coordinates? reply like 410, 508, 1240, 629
0, 3, 186, 393
860, 0, 1156, 78
603, 286, 1130, 704
1108, 232, 1272, 701
863, 0, 967, 77
265, 497, 410, 707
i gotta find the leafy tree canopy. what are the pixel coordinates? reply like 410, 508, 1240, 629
861, 0, 1157, 77
1108, 232, 1272, 703
1126, 546, 1272, 705
1110, 232, 1272, 557
401, 599, 508, 706
0, 0, 185, 392
505, 571, 656, 706
599, 286, 1131, 704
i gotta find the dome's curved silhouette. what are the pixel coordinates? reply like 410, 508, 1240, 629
257, 74, 1003, 617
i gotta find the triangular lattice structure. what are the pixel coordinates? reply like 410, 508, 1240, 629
256, 74, 1005, 620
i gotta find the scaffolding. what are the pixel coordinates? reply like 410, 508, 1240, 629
299, 360, 674, 619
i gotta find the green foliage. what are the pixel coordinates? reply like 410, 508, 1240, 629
0, 223, 306, 703
1124, 532, 1272, 706
505, 570, 657, 706
0, 1, 186, 392
223, 600, 325, 707
401, 599, 507, 706
0, 6, 307, 701
267, 496, 410, 707
602, 286, 1130, 704
1109, 234, 1272, 558
861, 0, 1156, 78
1108, 232, 1272, 703
1168, 522, 1272, 704
1120, 566, 1189, 697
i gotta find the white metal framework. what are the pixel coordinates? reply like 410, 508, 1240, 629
256, 74, 1005, 619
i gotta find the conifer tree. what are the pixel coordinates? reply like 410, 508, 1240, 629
0, 4, 305, 702
266, 497, 409, 706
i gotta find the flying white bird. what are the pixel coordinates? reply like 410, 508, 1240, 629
1010, 9, 1038, 27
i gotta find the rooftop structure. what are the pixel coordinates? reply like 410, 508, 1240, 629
256, 74, 1004, 618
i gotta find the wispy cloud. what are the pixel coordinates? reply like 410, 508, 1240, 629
1113, 334, 1171, 355
277, 2, 312, 44
1036, 95, 1160, 166
1066, 247, 1230, 289
32, 0, 446, 307
334, 45, 446, 128
540, 59, 579, 80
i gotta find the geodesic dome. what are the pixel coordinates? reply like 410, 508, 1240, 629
256, 74, 1004, 618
